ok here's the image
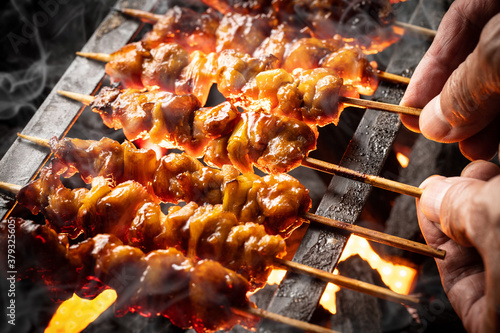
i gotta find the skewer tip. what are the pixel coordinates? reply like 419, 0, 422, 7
376, 70, 411, 85
17, 133, 50, 148
57, 90, 94, 106
118, 7, 162, 23
111, 7, 124, 14
237, 307, 339, 333
394, 21, 437, 39
76, 51, 112, 63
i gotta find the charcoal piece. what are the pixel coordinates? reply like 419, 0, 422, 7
330, 255, 383, 333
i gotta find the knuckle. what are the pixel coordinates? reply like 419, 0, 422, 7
465, 176, 500, 245
442, 69, 477, 125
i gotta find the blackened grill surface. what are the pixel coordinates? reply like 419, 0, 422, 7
257, 1, 449, 332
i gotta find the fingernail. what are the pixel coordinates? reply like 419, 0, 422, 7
419, 177, 453, 223
419, 95, 453, 141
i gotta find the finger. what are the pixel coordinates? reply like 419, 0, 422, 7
420, 176, 500, 250
419, 177, 477, 246
418, 14, 500, 145
418, 187, 497, 333
400, 0, 500, 110
461, 160, 500, 180
399, 114, 420, 133
415, 198, 447, 247
458, 118, 500, 161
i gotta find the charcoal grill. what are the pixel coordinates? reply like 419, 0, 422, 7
0, 0, 451, 332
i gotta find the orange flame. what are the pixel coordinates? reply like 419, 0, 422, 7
45, 289, 117, 333
396, 152, 410, 168
319, 235, 417, 314
265, 236, 417, 315
134, 138, 167, 159
266, 268, 287, 285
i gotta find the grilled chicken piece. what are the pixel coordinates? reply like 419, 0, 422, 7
215, 11, 276, 55
91, 87, 241, 157
175, 50, 218, 105
216, 48, 278, 100
253, 23, 307, 65
143, 6, 220, 54
226, 110, 318, 174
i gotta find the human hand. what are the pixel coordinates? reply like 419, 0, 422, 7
417, 160, 500, 332
400, 0, 500, 161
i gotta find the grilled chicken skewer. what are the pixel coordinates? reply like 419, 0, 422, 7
58, 87, 318, 174
117, 3, 432, 57
56, 89, 423, 197
77, 45, 417, 121
0, 170, 420, 305
18, 134, 312, 237
1, 217, 341, 333
76, 38, 408, 105
16, 133, 444, 259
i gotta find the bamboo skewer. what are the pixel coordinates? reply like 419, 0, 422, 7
118, 7, 163, 24
117, 7, 436, 40
393, 21, 437, 39
233, 307, 341, 333
16, 133, 443, 260
375, 69, 410, 85
57, 86, 421, 118
278, 258, 419, 306
57, 90, 94, 106
304, 212, 444, 259
76, 50, 411, 87
341, 96, 421, 116
301, 157, 423, 198
76, 51, 111, 63
275, 258, 419, 306
0, 182, 21, 196
17, 133, 50, 148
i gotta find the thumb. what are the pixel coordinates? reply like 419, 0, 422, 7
419, 175, 500, 252
418, 13, 500, 154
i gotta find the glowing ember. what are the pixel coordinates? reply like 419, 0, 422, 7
266, 268, 287, 285
320, 235, 417, 314
134, 138, 167, 159
45, 289, 117, 333
396, 152, 410, 168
